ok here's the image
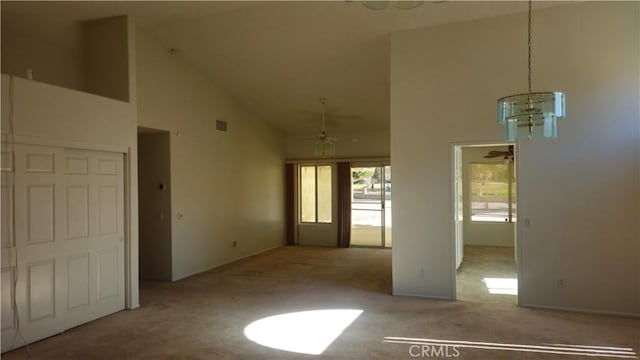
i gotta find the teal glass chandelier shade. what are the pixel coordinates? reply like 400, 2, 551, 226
313, 141, 335, 157
497, 91, 566, 141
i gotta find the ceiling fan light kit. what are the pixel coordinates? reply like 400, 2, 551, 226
496, 0, 566, 141
313, 141, 336, 157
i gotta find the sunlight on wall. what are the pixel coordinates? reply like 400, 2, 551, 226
383, 337, 637, 358
483, 277, 518, 295
244, 309, 363, 355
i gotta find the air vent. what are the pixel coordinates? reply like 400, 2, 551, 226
216, 120, 228, 132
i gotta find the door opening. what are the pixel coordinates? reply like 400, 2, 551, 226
454, 144, 518, 304
350, 164, 391, 248
138, 127, 172, 281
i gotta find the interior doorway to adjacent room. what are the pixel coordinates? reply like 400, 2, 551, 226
453, 144, 518, 304
138, 127, 172, 281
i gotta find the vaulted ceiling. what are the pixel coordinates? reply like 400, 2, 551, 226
2, 1, 564, 136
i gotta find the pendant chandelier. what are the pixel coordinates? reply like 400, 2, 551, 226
497, 0, 565, 141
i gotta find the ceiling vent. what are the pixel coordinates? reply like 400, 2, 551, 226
216, 120, 228, 132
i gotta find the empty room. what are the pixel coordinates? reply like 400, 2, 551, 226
1, 1, 639, 359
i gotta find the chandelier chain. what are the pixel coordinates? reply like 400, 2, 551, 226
527, 0, 533, 95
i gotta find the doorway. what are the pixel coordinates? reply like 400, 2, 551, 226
138, 127, 172, 281
350, 164, 391, 248
453, 144, 518, 303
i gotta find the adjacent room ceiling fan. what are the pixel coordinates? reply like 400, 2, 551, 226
484, 145, 514, 162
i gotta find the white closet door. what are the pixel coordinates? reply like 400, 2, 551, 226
1, 142, 18, 351
1, 144, 124, 352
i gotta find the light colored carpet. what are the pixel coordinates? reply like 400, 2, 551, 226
457, 246, 517, 304
4, 246, 638, 359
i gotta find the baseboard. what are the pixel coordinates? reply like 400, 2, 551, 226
172, 244, 284, 281
519, 303, 640, 318
393, 292, 454, 301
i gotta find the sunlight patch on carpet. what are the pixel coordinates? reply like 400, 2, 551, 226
483, 277, 518, 295
244, 309, 363, 355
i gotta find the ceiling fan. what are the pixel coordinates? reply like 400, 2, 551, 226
484, 145, 514, 162
299, 98, 338, 157
299, 98, 339, 143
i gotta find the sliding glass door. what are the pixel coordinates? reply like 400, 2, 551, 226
350, 165, 392, 248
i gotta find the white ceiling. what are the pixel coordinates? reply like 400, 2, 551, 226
2, 1, 565, 136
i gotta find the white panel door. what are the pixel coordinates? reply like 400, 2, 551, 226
1, 142, 18, 351
1, 144, 124, 352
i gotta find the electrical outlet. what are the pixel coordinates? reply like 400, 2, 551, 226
420, 268, 425, 278
557, 279, 566, 289
232, 241, 237, 247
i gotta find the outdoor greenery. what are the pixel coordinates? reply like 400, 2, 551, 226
469, 162, 517, 222
352, 167, 380, 190
470, 163, 514, 198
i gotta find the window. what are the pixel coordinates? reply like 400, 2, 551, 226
469, 163, 516, 222
300, 165, 332, 223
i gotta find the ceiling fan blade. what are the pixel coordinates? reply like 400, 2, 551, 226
484, 153, 509, 158
487, 151, 509, 156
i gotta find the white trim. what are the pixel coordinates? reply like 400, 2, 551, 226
514, 143, 523, 306
450, 139, 513, 148
520, 303, 640, 318
5, 138, 138, 313
171, 244, 284, 282
12, 134, 129, 154
450, 144, 458, 300
450, 141, 519, 303
123, 149, 137, 310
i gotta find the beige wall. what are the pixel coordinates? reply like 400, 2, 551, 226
84, 16, 130, 102
462, 146, 515, 248
391, 2, 639, 314
136, 30, 285, 280
1, 15, 132, 102
1, 26, 85, 92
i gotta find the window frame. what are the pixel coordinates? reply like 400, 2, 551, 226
299, 164, 332, 224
